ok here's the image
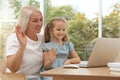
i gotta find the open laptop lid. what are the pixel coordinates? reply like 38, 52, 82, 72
87, 38, 120, 67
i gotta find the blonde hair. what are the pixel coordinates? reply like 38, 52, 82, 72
17, 6, 42, 32
44, 17, 69, 43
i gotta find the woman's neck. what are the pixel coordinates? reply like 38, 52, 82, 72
26, 33, 38, 41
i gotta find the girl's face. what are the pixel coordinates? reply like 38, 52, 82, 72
51, 21, 67, 41
26, 11, 43, 35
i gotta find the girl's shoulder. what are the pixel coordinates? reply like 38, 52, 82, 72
64, 41, 74, 51
42, 41, 56, 51
64, 41, 73, 45
43, 41, 55, 46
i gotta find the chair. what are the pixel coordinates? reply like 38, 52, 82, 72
0, 59, 25, 80
0, 59, 6, 74
0, 59, 6, 79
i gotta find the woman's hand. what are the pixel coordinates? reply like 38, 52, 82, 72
7, 25, 27, 72
15, 25, 27, 48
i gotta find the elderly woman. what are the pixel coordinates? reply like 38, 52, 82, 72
5, 6, 44, 80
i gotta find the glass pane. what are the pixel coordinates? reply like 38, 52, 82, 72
0, 0, 40, 19
0, 0, 40, 59
102, 0, 120, 38
0, 22, 15, 58
45, 0, 99, 60
0, 0, 16, 19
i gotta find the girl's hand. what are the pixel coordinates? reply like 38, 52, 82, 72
48, 48, 56, 61
43, 48, 56, 69
64, 60, 71, 65
15, 25, 27, 48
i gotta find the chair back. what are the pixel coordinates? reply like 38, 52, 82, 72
0, 59, 25, 80
0, 59, 6, 74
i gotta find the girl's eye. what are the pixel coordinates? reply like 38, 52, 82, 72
57, 29, 61, 31
63, 29, 66, 31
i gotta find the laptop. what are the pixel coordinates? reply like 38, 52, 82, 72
79, 38, 120, 68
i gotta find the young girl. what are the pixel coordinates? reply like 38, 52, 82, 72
42, 17, 80, 70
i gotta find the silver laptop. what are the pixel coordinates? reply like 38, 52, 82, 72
79, 38, 120, 68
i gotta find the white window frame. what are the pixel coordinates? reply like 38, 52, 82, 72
0, 0, 103, 37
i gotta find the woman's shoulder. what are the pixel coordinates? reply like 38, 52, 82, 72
6, 33, 18, 44
7, 33, 17, 40
37, 33, 43, 37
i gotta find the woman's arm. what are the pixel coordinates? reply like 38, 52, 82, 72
7, 25, 26, 73
7, 47, 25, 73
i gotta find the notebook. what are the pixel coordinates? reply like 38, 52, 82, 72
79, 38, 120, 68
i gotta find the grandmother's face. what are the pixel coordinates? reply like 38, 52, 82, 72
26, 11, 43, 35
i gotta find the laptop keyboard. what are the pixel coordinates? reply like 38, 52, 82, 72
79, 61, 88, 67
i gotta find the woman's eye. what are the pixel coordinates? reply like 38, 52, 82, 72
33, 20, 37, 22
40, 18, 42, 21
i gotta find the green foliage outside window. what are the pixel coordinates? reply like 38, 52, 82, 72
1, 0, 120, 60
0, 0, 40, 59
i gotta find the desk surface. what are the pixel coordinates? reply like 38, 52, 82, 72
40, 67, 120, 80
0, 73, 25, 80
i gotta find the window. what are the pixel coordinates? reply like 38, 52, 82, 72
0, 0, 40, 58
0, 0, 120, 60
47, 0, 99, 60
102, 0, 120, 38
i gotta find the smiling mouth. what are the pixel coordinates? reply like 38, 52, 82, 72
35, 27, 41, 30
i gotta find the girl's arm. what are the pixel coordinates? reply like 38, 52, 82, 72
43, 48, 56, 70
64, 49, 80, 65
